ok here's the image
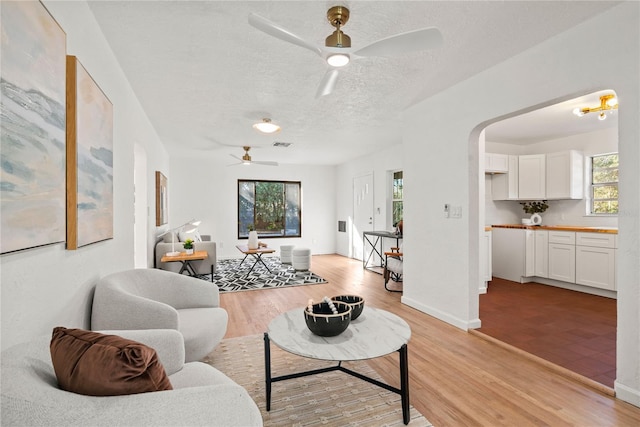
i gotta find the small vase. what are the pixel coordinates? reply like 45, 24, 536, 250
185, 248, 194, 255
248, 230, 259, 249
530, 213, 542, 225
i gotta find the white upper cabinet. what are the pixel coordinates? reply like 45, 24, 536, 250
492, 155, 519, 200
485, 153, 509, 173
546, 150, 584, 200
518, 154, 546, 199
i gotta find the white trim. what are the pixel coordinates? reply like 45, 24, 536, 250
615, 381, 640, 407
401, 296, 482, 330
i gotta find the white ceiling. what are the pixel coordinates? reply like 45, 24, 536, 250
87, 1, 620, 165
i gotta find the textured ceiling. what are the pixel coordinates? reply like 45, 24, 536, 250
87, 1, 619, 165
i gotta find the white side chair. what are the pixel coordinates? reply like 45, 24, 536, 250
383, 246, 403, 292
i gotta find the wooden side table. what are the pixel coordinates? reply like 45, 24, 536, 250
160, 250, 208, 276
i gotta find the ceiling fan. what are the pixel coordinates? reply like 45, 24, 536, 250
248, 5, 443, 98
229, 146, 279, 166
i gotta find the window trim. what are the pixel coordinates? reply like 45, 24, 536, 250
237, 179, 302, 239
391, 170, 403, 227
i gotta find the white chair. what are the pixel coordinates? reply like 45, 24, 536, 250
91, 268, 228, 362
383, 246, 403, 292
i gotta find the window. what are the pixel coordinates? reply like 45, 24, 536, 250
238, 180, 301, 238
392, 171, 403, 226
590, 153, 618, 215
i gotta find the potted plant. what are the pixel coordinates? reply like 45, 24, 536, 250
247, 224, 259, 249
183, 238, 194, 255
519, 200, 548, 225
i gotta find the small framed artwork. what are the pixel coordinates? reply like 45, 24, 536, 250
66, 55, 114, 250
156, 171, 168, 226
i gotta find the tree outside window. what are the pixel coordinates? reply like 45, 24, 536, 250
238, 180, 301, 238
591, 153, 618, 214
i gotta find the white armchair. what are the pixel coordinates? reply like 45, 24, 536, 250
91, 268, 228, 362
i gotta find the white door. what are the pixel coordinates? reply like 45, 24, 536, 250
352, 173, 374, 261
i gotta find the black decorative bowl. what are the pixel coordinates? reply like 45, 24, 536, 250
331, 295, 365, 320
304, 301, 352, 337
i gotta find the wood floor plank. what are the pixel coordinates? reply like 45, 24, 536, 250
219, 254, 640, 426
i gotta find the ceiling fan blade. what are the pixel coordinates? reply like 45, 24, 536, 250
315, 69, 340, 98
354, 27, 443, 58
252, 160, 279, 166
248, 13, 322, 56
230, 154, 243, 161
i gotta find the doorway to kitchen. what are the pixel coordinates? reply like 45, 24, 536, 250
475, 89, 619, 391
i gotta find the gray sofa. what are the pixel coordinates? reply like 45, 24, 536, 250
155, 232, 217, 278
0, 329, 262, 426
91, 268, 227, 362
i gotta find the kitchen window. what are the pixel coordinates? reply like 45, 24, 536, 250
590, 153, 618, 215
237, 180, 301, 238
392, 170, 403, 226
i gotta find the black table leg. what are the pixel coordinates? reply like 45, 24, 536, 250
399, 344, 410, 425
264, 333, 272, 411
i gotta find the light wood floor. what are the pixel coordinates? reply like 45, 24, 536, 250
219, 254, 640, 426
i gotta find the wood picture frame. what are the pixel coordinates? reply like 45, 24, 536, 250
66, 55, 114, 250
0, 1, 67, 254
156, 171, 168, 226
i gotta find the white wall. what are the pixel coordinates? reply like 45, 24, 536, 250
335, 145, 403, 258
401, 2, 639, 406
166, 153, 336, 258
485, 126, 619, 227
0, 1, 169, 350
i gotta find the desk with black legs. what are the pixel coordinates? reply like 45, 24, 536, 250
363, 231, 402, 274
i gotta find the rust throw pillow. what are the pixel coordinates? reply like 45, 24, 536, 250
50, 327, 173, 396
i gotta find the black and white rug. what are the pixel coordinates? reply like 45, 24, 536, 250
201, 257, 327, 293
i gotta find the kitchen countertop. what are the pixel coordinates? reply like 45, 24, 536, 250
491, 224, 618, 234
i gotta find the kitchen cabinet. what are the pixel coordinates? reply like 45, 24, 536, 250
485, 153, 509, 173
546, 150, 583, 200
518, 154, 546, 199
534, 229, 548, 278
575, 232, 616, 290
480, 230, 492, 293
548, 231, 576, 283
492, 155, 518, 200
492, 227, 534, 282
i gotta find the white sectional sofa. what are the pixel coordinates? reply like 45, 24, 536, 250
1, 329, 262, 426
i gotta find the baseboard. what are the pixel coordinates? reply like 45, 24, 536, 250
401, 296, 480, 330
615, 381, 640, 407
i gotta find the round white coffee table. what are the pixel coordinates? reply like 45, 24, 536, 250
264, 306, 412, 424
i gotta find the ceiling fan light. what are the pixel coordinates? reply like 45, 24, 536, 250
572, 107, 586, 117
327, 53, 350, 67
253, 118, 281, 134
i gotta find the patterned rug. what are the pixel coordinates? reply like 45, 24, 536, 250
204, 334, 432, 427
201, 257, 327, 293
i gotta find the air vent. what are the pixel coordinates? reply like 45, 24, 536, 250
273, 142, 292, 147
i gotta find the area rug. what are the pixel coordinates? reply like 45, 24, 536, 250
204, 334, 433, 427
201, 257, 327, 293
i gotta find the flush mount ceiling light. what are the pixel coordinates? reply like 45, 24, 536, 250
252, 118, 281, 134
325, 6, 351, 67
572, 94, 618, 120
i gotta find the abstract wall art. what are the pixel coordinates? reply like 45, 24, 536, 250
0, 1, 67, 254
66, 56, 114, 249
